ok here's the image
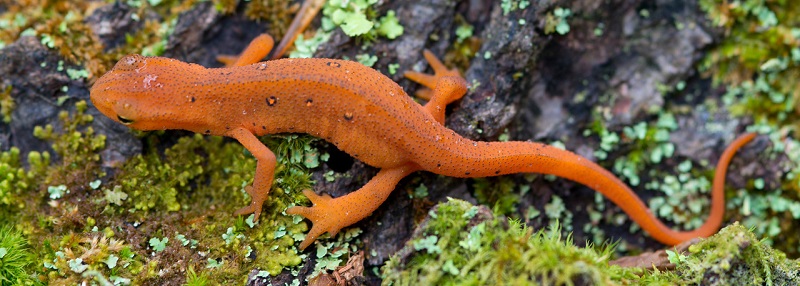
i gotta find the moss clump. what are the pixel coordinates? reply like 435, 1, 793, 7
0, 85, 13, 123
0, 148, 49, 208
244, 0, 294, 40
97, 133, 319, 282
33, 100, 105, 191
0, 225, 37, 285
700, 0, 800, 127
472, 176, 519, 215
41, 233, 142, 285
660, 223, 800, 285
382, 199, 642, 285
383, 200, 800, 285
109, 134, 213, 213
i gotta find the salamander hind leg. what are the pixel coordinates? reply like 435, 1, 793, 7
404, 50, 468, 124
286, 164, 418, 250
217, 34, 275, 67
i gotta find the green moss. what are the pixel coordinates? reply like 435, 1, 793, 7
211, 0, 239, 14
382, 199, 642, 285
185, 266, 210, 286
0, 147, 49, 210
33, 100, 105, 189
700, 0, 800, 126
109, 134, 208, 213
659, 223, 800, 285
444, 15, 480, 72
0, 225, 37, 286
0, 85, 13, 123
699, 0, 800, 255
244, 0, 294, 40
384, 200, 800, 285
98, 133, 320, 281
0, 96, 321, 284
0, 0, 199, 79
472, 176, 519, 215
42, 233, 143, 284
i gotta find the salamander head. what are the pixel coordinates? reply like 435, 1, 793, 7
90, 55, 206, 131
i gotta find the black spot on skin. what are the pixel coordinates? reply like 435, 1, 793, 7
225, 126, 230, 130
305, 98, 313, 106
288, 127, 295, 130
267, 96, 277, 106
252, 122, 256, 126
437, 163, 441, 167
191, 97, 196, 103
344, 112, 354, 121
326, 62, 341, 68
262, 126, 267, 130
205, 130, 210, 134
495, 170, 501, 175
465, 172, 471, 175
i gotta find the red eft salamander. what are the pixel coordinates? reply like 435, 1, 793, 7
90, 34, 755, 250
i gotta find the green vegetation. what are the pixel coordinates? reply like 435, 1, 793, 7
0, 225, 36, 285
545, 7, 572, 35
42, 233, 142, 285
700, 0, 800, 127
699, 0, 800, 254
0, 85, 13, 123
322, 0, 404, 40
670, 223, 800, 284
34, 100, 106, 190
384, 200, 800, 285
0, 0, 798, 284
383, 199, 642, 285
0, 99, 324, 284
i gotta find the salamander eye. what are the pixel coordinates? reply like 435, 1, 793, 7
117, 115, 134, 124
113, 55, 144, 71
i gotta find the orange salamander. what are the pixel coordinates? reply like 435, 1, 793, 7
90, 34, 755, 250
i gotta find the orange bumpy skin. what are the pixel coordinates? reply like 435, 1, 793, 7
90, 35, 754, 250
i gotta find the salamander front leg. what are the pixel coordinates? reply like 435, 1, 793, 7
226, 127, 277, 221
404, 50, 468, 124
286, 164, 418, 250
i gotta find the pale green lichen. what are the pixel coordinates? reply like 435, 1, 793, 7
321, 0, 404, 42
42, 233, 142, 284
544, 7, 572, 35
